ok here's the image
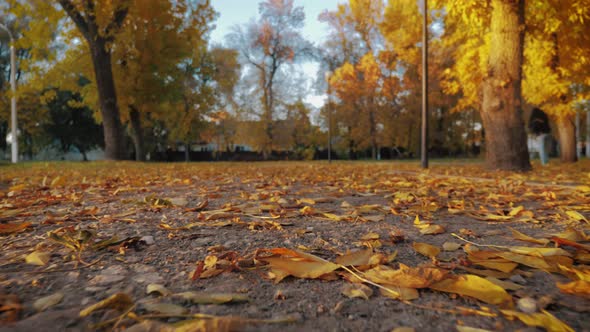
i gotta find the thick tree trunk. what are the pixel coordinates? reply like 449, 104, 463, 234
129, 107, 145, 161
556, 115, 577, 162
90, 39, 127, 160
480, 0, 530, 171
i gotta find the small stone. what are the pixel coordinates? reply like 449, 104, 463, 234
306, 227, 314, 231
89, 274, 125, 285
517, 297, 538, 313
66, 271, 80, 281
133, 272, 163, 284
140, 236, 155, 245
509, 274, 527, 285
84, 286, 106, 293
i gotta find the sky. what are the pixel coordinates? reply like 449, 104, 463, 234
209, 0, 343, 108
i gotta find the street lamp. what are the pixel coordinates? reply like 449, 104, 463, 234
325, 70, 332, 163
421, 0, 429, 169
0, 22, 17, 163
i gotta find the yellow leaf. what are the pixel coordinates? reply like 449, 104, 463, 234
456, 327, 493, 332
257, 248, 339, 283
8, 184, 27, 192
146, 284, 171, 296
341, 283, 373, 300
79, 293, 133, 317
430, 275, 513, 307
419, 224, 446, 235
501, 310, 574, 332
297, 198, 316, 205
363, 264, 448, 289
320, 212, 348, 221
566, 210, 589, 223
361, 232, 380, 240
553, 227, 589, 242
508, 206, 524, 216
507, 246, 571, 257
556, 280, 590, 298
50, 176, 66, 187
412, 242, 440, 258
509, 227, 550, 246
25, 251, 51, 266
335, 249, 374, 266
496, 252, 552, 270
379, 286, 419, 301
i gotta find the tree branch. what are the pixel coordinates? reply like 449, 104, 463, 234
106, 1, 130, 35
58, 0, 90, 40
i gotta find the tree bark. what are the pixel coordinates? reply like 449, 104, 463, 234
185, 142, 190, 162
129, 107, 145, 161
480, 0, 530, 171
556, 115, 577, 162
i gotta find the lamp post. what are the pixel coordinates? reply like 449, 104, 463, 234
325, 71, 332, 163
421, 0, 428, 169
0, 23, 17, 163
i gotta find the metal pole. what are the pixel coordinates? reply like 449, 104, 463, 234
421, 0, 428, 168
325, 71, 332, 163
0, 23, 17, 163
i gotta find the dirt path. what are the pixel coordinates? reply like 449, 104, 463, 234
1, 162, 589, 331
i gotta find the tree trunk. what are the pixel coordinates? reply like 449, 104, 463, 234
129, 107, 145, 161
556, 115, 577, 162
480, 0, 530, 171
90, 39, 127, 160
185, 142, 190, 162
81, 149, 88, 161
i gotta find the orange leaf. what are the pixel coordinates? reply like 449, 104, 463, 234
0, 222, 32, 234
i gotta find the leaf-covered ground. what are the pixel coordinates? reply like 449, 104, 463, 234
1, 161, 589, 332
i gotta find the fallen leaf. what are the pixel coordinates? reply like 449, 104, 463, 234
556, 280, 590, 298
25, 251, 51, 266
0, 222, 32, 234
341, 283, 373, 300
442, 242, 462, 251
501, 309, 574, 332
146, 284, 171, 296
142, 302, 187, 315
430, 274, 512, 307
420, 224, 446, 235
485, 277, 523, 291
174, 292, 249, 304
363, 264, 448, 289
456, 326, 493, 332
379, 286, 419, 301
335, 249, 374, 266
33, 292, 64, 312
79, 293, 133, 317
412, 242, 440, 258
257, 248, 340, 282
565, 210, 589, 223
509, 227, 550, 246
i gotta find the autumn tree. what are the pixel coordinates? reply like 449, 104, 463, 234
228, 0, 311, 159
57, 0, 130, 160
523, 1, 590, 162
434, 1, 530, 170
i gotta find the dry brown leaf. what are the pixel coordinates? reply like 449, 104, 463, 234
363, 264, 448, 289
0, 222, 32, 234
257, 248, 339, 283
341, 283, 373, 300
412, 242, 440, 258
79, 293, 133, 317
